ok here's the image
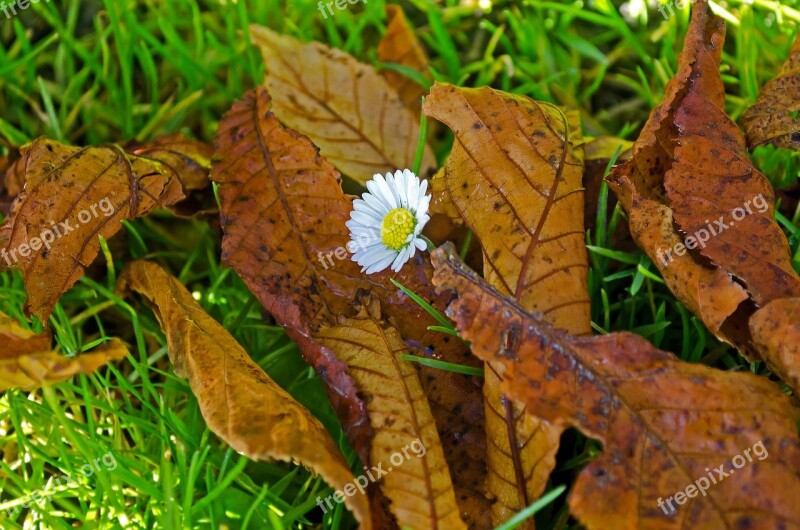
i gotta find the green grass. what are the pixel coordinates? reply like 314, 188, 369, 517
0, 0, 798, 529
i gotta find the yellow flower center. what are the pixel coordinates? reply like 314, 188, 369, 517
381, 208, 416, 251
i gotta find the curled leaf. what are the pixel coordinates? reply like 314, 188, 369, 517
608, 0, 800, 354
424, 84, 589, 527
750, 297, 800, 391
250, 25, 436, 183
743, 35, 800, 148
0, 312, 128, 391
432, 243, 800, 530
117, 260, 372, 529
126, 133, 212, 191
0, 139, 186, 320
378, 5, 431, 116
315, 295, 466, 530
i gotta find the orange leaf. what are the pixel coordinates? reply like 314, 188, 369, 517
424, 84, 590, 527
250, 26, 436, 183
126, 133, 212, 192
743, 35, 800, 148
608, 0, 800, 350
210, 87, 489, 526
432, 243, 800, 530
117, 260, 372, 530
378, 5, 431, 116
750, 297, 800, 392
0, 139, 187, 321
0, 312, 128, 390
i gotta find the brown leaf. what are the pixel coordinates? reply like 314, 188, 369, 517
116, 260, 372, 530
0, 312, 128, 390
0, 139, 186, 321
424, 84, 590, 526
315, 295, 467, 530
432, 243, 800, 530
378, 5, 431, 116
249, 26, 436, 183
743, 35, 800, 148
210, 87, 489, 527
2, 154, 25, 197
750, 297, 800, 392
608, 0, 800, 347
126, 133, 212, 191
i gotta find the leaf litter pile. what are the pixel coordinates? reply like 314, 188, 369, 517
2, 2, 800, 529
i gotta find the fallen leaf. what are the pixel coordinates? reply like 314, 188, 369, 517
0, 139, 186, 321
0, 312, 128, 390
126, 133, 212, 191
2, 154, 24, 197
743, 35, 800, 148
378, 5, 431, 116
432, 242, 800, 530
250, 25, 436, 183
116, 260, 372, 530
750, 297, 800, 391
608, 0, 800, 349
424, 84, 590, 527
315, 295, 467, 530
210, 87, 489, 527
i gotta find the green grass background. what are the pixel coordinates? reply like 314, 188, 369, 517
0, 0, 798, 528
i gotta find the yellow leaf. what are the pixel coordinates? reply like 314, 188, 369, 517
117, 260, 372, 530
250, 25, 436, 183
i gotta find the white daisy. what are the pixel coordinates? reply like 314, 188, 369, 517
346, 169, 431, 274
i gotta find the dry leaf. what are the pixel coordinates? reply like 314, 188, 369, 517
378, 5, 431, 116
424, 84, 590, 527
0, 312, 128, 390
0, 139, 187, 321
432, 243, 800, 530
743, 35, 800, 148
2, 154, 24, 197
315, 295, 466, 530
608, 0, 800, 353
250, 25, 436, 183
117, 260, 372, 529
210, 87, 489, 527
750, 297, 800, 391
126, 133, 212, 191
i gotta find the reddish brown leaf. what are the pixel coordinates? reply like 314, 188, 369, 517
117, 260, 371, 529
424, 84, 589, 527
0, 139, 186, 321
750, 297, 800, 392
608, 0, 800, 350
432, 242, 800, 530
0, 311, 128, 390
378, 5, 431, 116
316, 295, 467, 530
210, 87, 489, 527
250, 25, 436, 183
743, 35, 800, 148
